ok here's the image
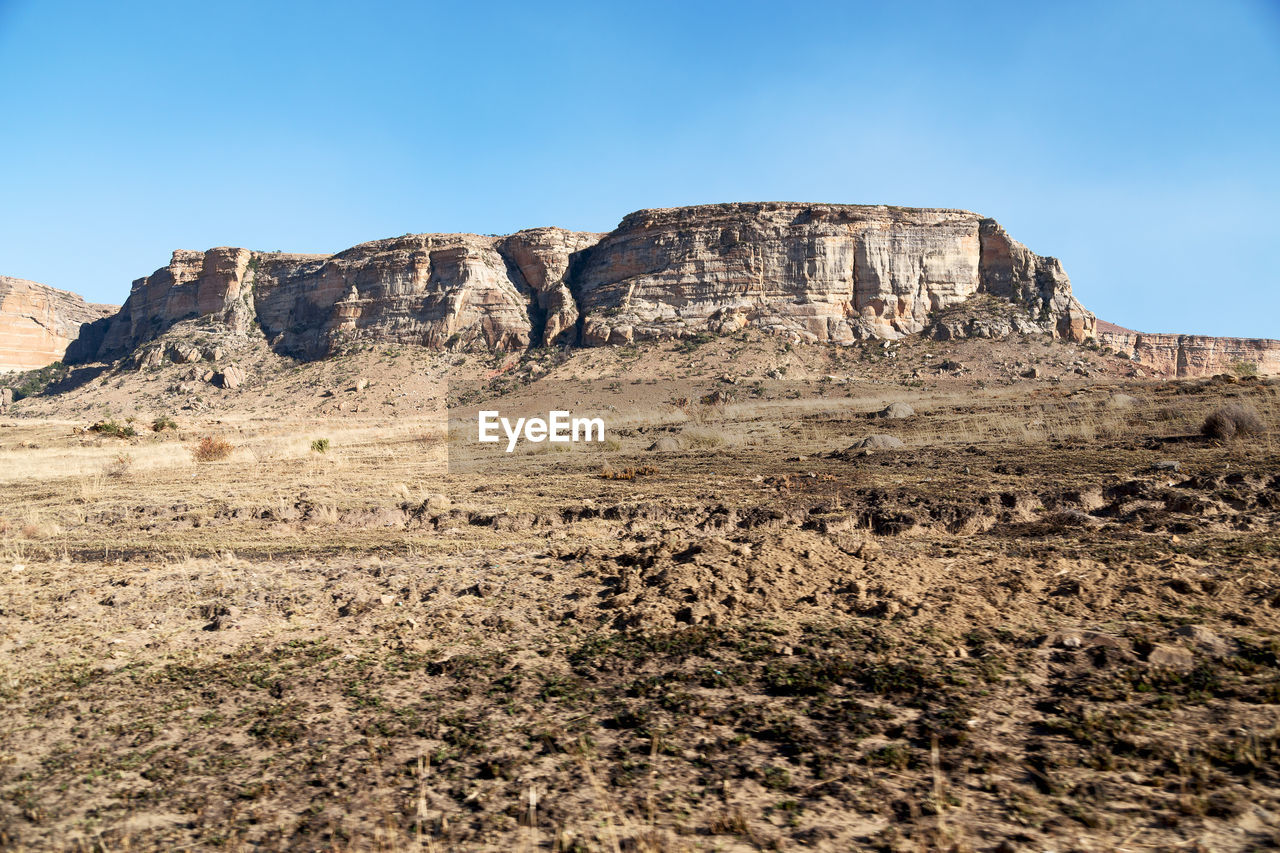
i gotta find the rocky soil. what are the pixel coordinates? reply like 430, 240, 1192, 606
0, 336, 1278, 851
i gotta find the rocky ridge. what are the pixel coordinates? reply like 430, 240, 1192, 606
63, 203, 1095, 367
0, 276, 115, 372
1097, 321, 1280, 378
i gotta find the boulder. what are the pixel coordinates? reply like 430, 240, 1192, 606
873, 402, 915, 420
217, 365, 247, 389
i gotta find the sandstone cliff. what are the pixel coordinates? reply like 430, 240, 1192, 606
65, 203, 1097, 365
1097, 321, 1280, 378
574, 203, 1093, 345
0, 276, 115, 372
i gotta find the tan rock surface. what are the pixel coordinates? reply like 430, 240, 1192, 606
64, 202, 1099, 365
1097, 320, 1280, 377
0, 276, 115, 372
574, 203, 1094, 345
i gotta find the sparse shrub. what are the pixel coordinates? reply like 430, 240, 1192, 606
1232, 361, 1259, 378
9, 361, 68, 400
310, 438, 330, 454
88, 419, 137, 438
152, 414, 178, 432
1201, 403, 1265, 441
191, 436, 234, 462
104, 453, 133, 479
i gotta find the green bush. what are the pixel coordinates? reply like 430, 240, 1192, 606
89, 419, 137, 438
152, 414, 178, 432
1232, 361, 1259, 378
310, 438, 330, 454
9, 362, 68, 400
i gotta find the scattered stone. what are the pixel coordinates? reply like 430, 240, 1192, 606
1146, 643, 1195, 669
1153, 460, 1181, 473
872, 402, 915, 420
647, 436, 685, 452
1174, 624, 1234, 657
848, 434, 904, 450
217, 365, 247, 389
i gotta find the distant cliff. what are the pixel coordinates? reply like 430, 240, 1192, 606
0, 276, 115, 372
64, 202, 1096, 367
1097, 321, 1280, 378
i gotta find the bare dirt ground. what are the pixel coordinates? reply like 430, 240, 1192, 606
1, 333, 1278, 852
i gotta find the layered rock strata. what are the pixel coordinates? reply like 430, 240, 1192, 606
64, 203, 1098, 365
1097, 321, 1280, 378
0, 276, 115, 372
574, 203, 1093, 345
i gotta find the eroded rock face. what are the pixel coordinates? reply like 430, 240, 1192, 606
0, 276, 115, 372
1097, 321, 1280, 377
63, 202, 1101, 365
74, 229, 605, 361
574, 203, 1094, 345
498, 228, 604, 345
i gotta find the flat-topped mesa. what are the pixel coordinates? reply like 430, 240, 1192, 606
574, 202, 1093, 345
0, 276, 115, 372
64, 202, 1095, 366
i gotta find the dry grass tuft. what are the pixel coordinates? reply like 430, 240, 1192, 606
191, 435, 235, 462
1202, 403, 1265, 441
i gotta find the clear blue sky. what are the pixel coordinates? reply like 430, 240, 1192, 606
1, 0, 1277, 337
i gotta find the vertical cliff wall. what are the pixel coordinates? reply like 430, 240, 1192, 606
62, 202, 1100, 366
572, 203, 1093, 345
0, 276, 115, 372
1097, 321, 1280, 377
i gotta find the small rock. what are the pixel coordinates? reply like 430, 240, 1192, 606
1147, 643, 1195, 669
1108, 393, 1139, 409
1174, 624, 1234, 657
217, 365, 247, 390
1153, 460, 1181, 472
872, 402, 915, 420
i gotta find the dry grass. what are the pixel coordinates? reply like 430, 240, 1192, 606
1202, 402, 1266, 441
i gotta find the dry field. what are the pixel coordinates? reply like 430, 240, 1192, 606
1, 336, 1279, 852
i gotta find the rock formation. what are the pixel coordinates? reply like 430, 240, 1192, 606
66, 203, 1098, 366
574, 203, 1093, 345
0, 276, 115, 372
1097, 321, 1280, 378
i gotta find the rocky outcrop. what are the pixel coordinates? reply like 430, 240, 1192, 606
573, 203, 1093, 345
498, 228, 604, 345
72, 229, 604, 362
64, 202, 1097, 365
0, 276, 115, 372
1097, 321, 1280, 377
